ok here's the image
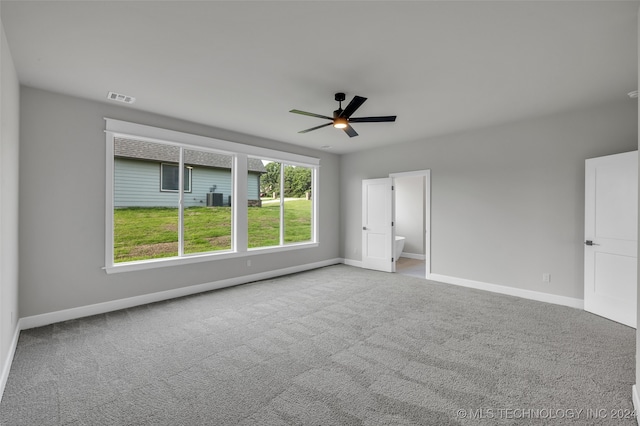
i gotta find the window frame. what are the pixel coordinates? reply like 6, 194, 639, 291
105, 118, 319, 274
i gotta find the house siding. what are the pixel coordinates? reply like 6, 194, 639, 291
114, 158, 261, 208
247, 172, 260, 202
188, 165, 232, 207
115, 159, 177, 207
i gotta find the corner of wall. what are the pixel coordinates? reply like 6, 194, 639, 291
0, 321, 20, 401
0, 15, 21, 403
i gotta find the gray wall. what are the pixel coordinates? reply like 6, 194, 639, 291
341, 100, 637, 300
0, 16, 20, 384
18, 86, 340, 318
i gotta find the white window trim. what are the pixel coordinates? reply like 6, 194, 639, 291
105, 118, 319, 165
105, 242, 319, 274
104, 118, 319, 274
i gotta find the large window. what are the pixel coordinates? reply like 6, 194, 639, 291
106, 119, 318, 272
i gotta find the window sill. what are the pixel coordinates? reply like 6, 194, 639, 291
104, 242, 319, 274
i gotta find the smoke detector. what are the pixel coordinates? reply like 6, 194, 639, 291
107, 91, 136, 104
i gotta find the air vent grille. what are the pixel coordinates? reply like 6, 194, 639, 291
107, 91, 136, 104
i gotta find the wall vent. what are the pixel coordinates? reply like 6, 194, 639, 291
107, 91, 136, 104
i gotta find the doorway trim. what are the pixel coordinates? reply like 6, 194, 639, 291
389, 169, 431, 278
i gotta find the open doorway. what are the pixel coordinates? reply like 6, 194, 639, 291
390, 170, 430, 279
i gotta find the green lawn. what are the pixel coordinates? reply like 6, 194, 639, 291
114, 199, 312, 263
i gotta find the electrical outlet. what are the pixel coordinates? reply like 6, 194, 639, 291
542, 273, 551, 283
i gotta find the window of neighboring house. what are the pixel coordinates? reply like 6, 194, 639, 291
105, 118, 319, 272
160, 163, 192, 192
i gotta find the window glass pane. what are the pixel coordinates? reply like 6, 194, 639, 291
283, 164, 313, 243
113, 138, 179, 262
161, 163, 178, 191
248, 159, 280, 248
183, 149, 233, 254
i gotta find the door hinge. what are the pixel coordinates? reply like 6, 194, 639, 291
392, 257, 394, 262
391, 186, 394, 190
391, 221, 394, 227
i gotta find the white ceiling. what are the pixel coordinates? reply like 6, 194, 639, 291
1, 1, 638, 154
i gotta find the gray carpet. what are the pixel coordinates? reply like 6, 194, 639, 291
0, 265, 635, 425
396, 258, 425, 279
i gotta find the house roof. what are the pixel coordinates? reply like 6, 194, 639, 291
114, 138, 266, 173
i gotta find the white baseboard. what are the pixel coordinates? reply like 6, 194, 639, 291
343, 258, 362, 268
400, 253, 425, 260
633, 385, 640, 425
0, 321, 21, 402
428, 273, 584, 310
342, 263, 583, 310
346, 255, 425, 265
20, 258, 343, 331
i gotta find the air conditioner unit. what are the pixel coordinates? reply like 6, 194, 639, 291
206, 193, 224, 207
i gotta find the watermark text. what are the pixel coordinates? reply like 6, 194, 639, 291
455, 408, 636, 420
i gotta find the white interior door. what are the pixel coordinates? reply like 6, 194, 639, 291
584, 151, 638, 328
362, 178, 394, 272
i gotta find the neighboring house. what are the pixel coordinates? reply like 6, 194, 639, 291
114, 137, 266, 208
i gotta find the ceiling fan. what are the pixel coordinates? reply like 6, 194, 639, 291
290, 93, 397, 138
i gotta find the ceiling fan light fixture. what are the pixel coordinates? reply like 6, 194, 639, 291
333, 117, 348, 129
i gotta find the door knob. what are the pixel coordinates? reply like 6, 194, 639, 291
585, 240, 599, 246
363, 227, 367, 230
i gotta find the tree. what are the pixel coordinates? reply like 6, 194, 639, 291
260, 162, 281, 197
284, 166, 311, 198
259, 163, 312, 198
